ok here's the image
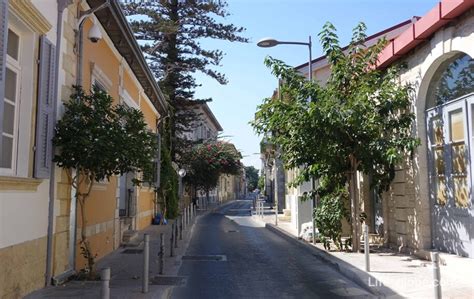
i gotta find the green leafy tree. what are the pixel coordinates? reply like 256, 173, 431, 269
183, 141, 242, 202
123, 0, 248, 160
157, 141, 179, 220
252, 22, 419, 251
244, 166, 259, 191
257, 175, 265, 191
53, 87, 157, 276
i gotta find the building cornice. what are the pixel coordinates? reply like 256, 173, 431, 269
9, 0, 52, 34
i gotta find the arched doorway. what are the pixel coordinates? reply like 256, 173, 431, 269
426, 53, 474, 257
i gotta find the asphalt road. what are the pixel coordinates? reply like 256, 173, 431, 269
170, 199, 373, 299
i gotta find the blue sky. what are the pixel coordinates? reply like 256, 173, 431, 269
192, 0, 438, 170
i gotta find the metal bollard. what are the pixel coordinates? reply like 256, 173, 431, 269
184, 207, 187, 229
179, 216, 183, 240
364, 224, 370, 272
159, 233, 164, 275
170, 223, 174, 257
100, 267, 111, 299
188, 205, 191, 225
174, 219, 178, 248
142, 234, 149, 293
431, 252, 442, 299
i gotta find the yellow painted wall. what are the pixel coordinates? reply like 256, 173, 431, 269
138, 189, 155, 230
82, 20, 120, 100
123, 70, 140, 105
62, 15, 162, 274
140, 98, 158, 130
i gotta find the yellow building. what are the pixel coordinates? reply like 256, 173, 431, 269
0, 1, 167, 297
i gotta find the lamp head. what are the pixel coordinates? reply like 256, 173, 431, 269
257, 37, 279, 48
178, 168, 187, 178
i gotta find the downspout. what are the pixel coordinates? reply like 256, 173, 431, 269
45, 0, 73, 286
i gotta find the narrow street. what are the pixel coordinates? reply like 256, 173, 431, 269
171, 199, 372, 299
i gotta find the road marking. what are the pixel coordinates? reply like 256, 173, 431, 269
181, 255, 227, 262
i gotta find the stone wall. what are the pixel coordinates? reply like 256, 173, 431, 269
382, 9, 474, 254
0, 237, 47, 299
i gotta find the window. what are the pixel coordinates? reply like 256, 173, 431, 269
427, 53, 473, 209
91, 64, 112, 93
427, 53, 474, 108
1, 28, 20, 171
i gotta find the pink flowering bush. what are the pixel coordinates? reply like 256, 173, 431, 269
183, 141, 242, 195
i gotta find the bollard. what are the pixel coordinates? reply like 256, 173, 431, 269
184, 207, 187, 229
364, 224, 370, 272
431, 252, 442, 299
159, 233, 164, 275
170, 223, 174, 257
174, 219, 178, 248
179, 215, 183, 240
100, 267, 111, 299
188, 205, 191, 225
142, 234, 149, 293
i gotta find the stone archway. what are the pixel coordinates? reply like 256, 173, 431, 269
416, 50, 474, 257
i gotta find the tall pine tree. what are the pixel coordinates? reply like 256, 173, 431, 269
123, 0, 248, 159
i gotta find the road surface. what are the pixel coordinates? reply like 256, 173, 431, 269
170, 199, 373, 298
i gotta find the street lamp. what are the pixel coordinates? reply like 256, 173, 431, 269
257, 36, 312, 81
257, 35, 316, 242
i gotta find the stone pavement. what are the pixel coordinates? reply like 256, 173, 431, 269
26, 203, 221, 299
253, 203, 474, 299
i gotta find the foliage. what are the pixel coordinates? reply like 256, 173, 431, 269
258, 175, 265, 191
244, 166, 259, 191
252, 22, 419, 249
53, 86, 157, 276
123, 1, 248, 159
158, 142, 179, 219
183, 141, 242, 194
314, 178, 350, 250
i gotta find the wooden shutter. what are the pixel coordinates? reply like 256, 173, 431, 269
34, 36, 56, 178
0, 0, 8, 162
155, 133, 161, 188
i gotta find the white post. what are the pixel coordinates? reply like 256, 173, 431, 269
142, 234, 149, 293
101, 267, 111, 299
431, 252, 442, 299
364, 224, 370, 272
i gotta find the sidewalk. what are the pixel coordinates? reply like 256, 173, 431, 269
252, 204, 474, 299
26, 207, 207, 299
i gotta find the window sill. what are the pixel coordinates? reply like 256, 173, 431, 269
0, 176, 43, 191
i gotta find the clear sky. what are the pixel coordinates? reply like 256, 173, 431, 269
193, 0, 438, 170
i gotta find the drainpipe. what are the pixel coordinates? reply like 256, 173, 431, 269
45, 0, 73, 286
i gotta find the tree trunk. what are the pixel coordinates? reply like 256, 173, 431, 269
349, 155, 360, 252
78, 195, 95, 277
206, 190, 210, 210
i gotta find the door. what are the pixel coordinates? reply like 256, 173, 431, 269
427, 95, 474, 258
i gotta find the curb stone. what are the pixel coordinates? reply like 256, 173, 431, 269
265, 223, 396, 298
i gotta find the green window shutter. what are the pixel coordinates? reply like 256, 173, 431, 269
155, 133, 161, 188
0, 0, 9, 162
34, 36, 56, 178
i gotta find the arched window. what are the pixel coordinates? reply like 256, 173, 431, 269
427, 53, 474, 108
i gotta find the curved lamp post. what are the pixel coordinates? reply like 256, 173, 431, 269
257, 35, 316, 240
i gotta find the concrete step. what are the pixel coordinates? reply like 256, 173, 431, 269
122, 230, 138, 244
